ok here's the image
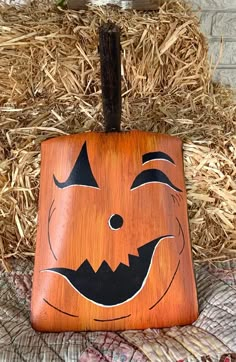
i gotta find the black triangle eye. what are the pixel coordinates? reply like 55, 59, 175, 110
53, 142, 99, 189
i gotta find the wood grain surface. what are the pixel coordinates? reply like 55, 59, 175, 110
31, 130, 198, 331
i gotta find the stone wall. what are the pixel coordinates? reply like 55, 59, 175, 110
190, 0, 236, 88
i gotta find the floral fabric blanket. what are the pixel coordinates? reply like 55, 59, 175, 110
0, 259, 235, 361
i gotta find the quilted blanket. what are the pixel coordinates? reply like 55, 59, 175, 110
0, 259, 235, 361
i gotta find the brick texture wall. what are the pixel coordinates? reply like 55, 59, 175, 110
190, 0, 236, 88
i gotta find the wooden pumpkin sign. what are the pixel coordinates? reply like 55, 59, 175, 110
31, 23, 198, 332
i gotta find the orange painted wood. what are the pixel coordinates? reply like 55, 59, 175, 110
31, 130, 198, 331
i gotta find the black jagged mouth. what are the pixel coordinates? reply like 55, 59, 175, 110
43, 234, 173, 307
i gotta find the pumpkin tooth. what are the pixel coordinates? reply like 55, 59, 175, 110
132, 249, 139, 257
78, 259, 96, 273
94, 260, 117, 273
114, 262, 129, 272
128, 254, 140, 267
92, 261, 107, 273
96, 261, 112, 274
108, 257, 130, 271
122, 255, 131, 268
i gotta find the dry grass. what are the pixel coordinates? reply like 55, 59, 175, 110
0, 0, 235, 271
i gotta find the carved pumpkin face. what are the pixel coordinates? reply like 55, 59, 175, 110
31, 131, 198, 331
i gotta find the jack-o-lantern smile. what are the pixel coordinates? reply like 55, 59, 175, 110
43, 234, 175, 307
41, 141, 185, 308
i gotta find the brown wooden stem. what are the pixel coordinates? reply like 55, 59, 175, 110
99, 23, 121, 132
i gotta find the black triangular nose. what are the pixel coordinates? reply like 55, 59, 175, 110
108, 214, 123, 230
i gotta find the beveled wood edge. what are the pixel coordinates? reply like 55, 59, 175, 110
41, 130, 183, 148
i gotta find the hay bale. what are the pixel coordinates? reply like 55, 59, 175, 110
0, 0, 235, 270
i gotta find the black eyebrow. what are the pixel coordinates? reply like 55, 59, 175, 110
142, 152, 175, 165
131, 169, 182, 192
